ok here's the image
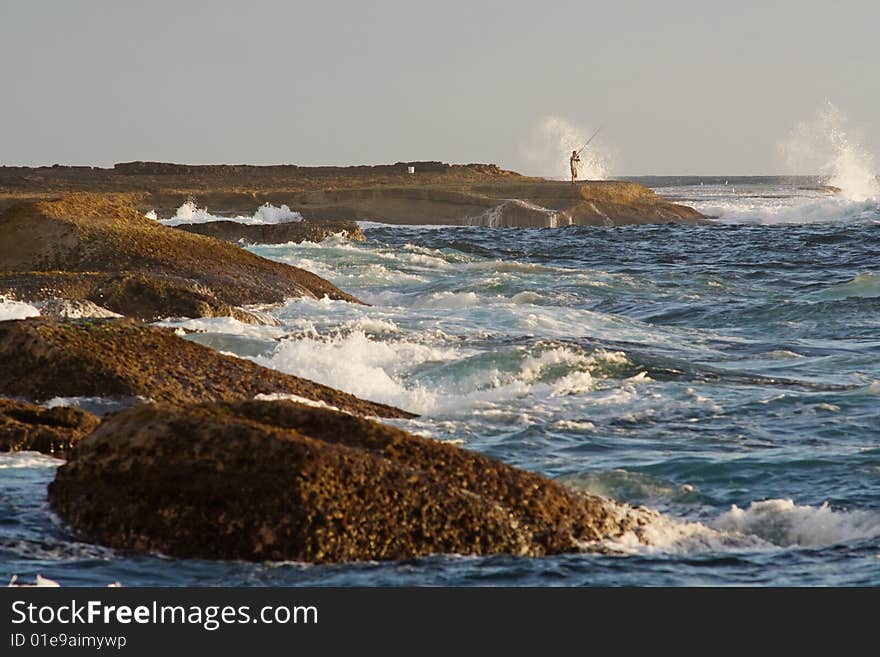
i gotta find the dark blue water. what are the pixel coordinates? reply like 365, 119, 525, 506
3, 181, 879, 586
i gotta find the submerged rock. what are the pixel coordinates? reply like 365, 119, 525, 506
174, 218, 365, 244
0, 318, 411, 418
48, 400, 645, 562
0, 398, 100, 459
0, 194, 361, 322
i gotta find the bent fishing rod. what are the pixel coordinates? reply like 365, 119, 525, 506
576, 126, 603, 155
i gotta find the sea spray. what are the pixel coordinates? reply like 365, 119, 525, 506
519, 115, 613, 180
0, 297, 40, 320
780, 101, 879, 201
156, 201, 304, 226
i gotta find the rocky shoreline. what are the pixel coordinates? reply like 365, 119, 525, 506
0, 161, 706, 227
0, 161, 703, 564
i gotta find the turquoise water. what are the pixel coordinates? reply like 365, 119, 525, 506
3, 179, 880, 585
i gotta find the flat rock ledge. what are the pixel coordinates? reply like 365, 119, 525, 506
48, 400, 648, 563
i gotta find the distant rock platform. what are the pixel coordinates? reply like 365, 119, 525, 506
0, 162, 706, 227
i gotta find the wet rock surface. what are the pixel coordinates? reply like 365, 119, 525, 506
0, 318, 412, 418
0, 195, 361, 322
48, 400, 644, 562
0, 398, 100, 459
174, 218, 365, 244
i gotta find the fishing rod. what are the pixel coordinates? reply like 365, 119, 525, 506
576, 126, 603, 156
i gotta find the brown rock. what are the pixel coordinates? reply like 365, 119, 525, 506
0, 194, 361, 322
48, 400, 643, 562
0, 398, 100, 459
0, 163, 705, 226
174, 218, 365, 244
0, 318, 411, 418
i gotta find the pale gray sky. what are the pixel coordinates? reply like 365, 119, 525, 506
2, 0, 878, 174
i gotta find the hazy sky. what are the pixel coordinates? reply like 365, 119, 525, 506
2, 0, 878, 174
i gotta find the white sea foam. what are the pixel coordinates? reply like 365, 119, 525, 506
597, 498, 880, 554
816, 272, 880, 300
695, 194, 879, 225
7, 574, 61, 587
712, 499, 880, 547
253, 330, 454, 413
254, 325, 632, 415
781, 101, 879, 202
0, 297, 40, 320
412, 291, 481, 309
0, 451, 63, 468
157, 201, 303, 226
253, 392, 344, 413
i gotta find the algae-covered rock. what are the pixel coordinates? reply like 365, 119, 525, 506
174, 218, 365, 244
0, 318, 411, 418
0, 398, 100, 459
0, 194, 361, 321
48, 400, 646, 562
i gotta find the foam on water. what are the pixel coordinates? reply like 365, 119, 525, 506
712, 499, 880, 548
253, 330, 453, 413
157, 201, 303, 226
816, 273, 880, 300
254, 323, 637, 415
683, 103, 880, 224
781, 101, 879, 202
694, 192, 880, 225
596, 498, 880, 555
0, 452, 62, 469
0, 297, 40, 320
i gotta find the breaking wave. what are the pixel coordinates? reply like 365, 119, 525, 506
600, 498, 880, 554
253, 326, 637, 415
696, 194, 880, 225
0, 297, 40, 320
155, 201, 303, 226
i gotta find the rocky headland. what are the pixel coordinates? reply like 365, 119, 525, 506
0, 160, 699, 565
0, 161, 706, 227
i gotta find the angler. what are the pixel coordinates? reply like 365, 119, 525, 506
570, 126, 602, 183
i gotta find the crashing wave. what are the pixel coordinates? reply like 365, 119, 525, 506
155, 201, 303, 226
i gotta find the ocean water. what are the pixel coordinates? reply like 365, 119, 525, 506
3, 178, 880, 586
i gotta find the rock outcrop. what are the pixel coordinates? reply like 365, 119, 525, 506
0, 163, 706, 227
48, 400, 646, 562
0, 195, 361, 322
0, 398, 100, 459
174, 218, 364, 244
0, 318, 412, 418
